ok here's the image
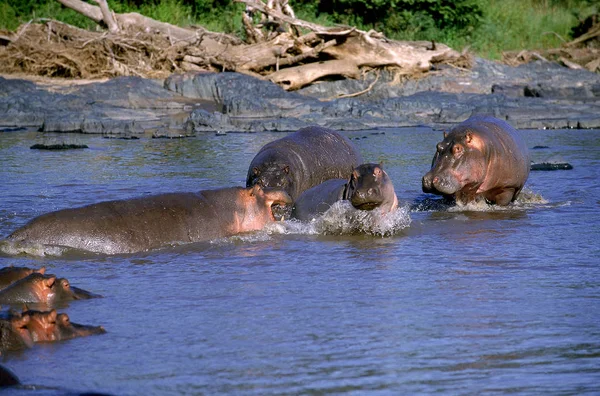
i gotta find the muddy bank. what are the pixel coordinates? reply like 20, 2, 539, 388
1, 58, 599, 135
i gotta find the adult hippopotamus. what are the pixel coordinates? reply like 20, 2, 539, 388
292, 163, 398, 221
0, 265, 45, 289
5, 185, 291, 254
0, 310, 33, 352
23, 308, 105, 342
246, 126, 363, 201
422, 115, 530, 205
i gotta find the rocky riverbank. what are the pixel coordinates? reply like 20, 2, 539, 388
1, 57, 599, 135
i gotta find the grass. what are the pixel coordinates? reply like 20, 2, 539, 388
0, 0, 596, 60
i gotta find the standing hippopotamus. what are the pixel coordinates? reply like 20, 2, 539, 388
23, 308, 105, 342
0, 265, 46, 289
292, 163, 398, 221
6, 185, 291, 254
422, 115, 530, 205
246, 126, 363, 201
0, 310, 33, 352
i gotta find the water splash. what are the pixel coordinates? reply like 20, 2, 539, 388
264, 201, 412, 237
0, 239, 67, 257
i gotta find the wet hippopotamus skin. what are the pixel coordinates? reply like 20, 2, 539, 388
0, 310, 33, 352
0, 364, 20, 387
0, 265, 45, 289
23, 308, 105, 342
246, 126, 363, 202
6, 185, 291, 254
422, 115, 530, 205
0, 273, 99, 306
292, 163, 398, 221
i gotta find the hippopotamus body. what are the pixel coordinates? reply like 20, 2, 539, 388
0, 265, 45, 289
292, 163, 398, 221
422, 115, 530, 205
23, 309, 105, 342
6, 185, 291, 255
0, 310, 33, 352
246, 126, 363, 201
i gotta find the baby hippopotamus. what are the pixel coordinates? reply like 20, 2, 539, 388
5, 185, 291, 255
292, 163, 398, 221
422, 115, 530, 205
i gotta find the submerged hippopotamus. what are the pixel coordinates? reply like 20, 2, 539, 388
422, 115, 530, 205
23, 308, 105, 342
292, 163, 398, 221
0, 265, 46, 289
0, 273, 99, 306
6, 185, 291, 254
246, 126, 363, 201
0, 310, 33, 352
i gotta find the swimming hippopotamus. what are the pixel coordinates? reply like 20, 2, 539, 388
55, 312, 106, 340
0, 273, 58, 306
292, 163, 398, 221
0, 265, 46, 289
422, 115, 530, 205
6, 185, 291, 255
246, 126, 363, 202
0, 310, 33, 352
23, 308, 105, 342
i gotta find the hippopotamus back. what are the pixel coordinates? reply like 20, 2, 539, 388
246, 126, 363, 201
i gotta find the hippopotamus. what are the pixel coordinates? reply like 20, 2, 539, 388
23, 308, 105, 342
422, 115, 530, 205
0, 265, 46, 289
246, 126, 363, 202
5, 185, 291, 254
292, 163, 398, 221
0, 310, 33, 352
0, 273, 58, 306
54, 312, 106, 340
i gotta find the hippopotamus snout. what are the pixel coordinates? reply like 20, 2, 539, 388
422, 171, 460, 195
350, 188, 383, 210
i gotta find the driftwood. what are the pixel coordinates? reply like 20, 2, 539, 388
0, 0, 470, 90
503, 16, 600, 73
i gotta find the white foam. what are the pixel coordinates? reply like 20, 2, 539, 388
0, 239, 67, 257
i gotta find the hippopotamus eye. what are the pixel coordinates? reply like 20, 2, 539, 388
452, 144, 464, 155
436, 142, 445, 152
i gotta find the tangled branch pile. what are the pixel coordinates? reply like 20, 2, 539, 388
503, 14, 600, 73
0, 0, 470, 89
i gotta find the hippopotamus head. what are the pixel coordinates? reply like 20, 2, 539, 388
347, 164, 398, 212
55, 313, 106, 340
422, 128, 487, 202
244, 184, 293, 223
23, 308, 58, 342
0, 310, 34, 351
0, 265, 46, 289
247, 163, 293, 198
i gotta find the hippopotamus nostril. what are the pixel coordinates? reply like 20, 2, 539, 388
433, 176, 439, 184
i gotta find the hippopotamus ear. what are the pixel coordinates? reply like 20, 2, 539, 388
37, 266, 46, 274
443, 130, 448, 138
465, 132, 484, 151
282, 165, 289, 174
249, 184, 263, 197
252, 167, 260, 176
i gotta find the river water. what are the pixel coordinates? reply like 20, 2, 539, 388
0, 127, 599, 395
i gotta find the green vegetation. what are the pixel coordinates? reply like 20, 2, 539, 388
1, 0, 596, 59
